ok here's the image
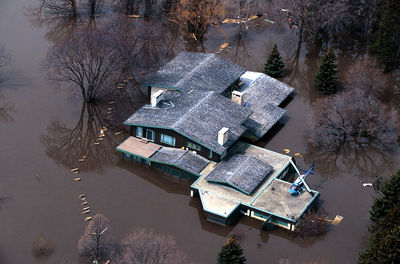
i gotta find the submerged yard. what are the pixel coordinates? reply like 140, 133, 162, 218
0, 0, 399, 263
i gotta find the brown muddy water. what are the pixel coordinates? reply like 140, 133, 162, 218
0, 0, 399, 263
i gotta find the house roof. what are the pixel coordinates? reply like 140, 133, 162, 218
150, 147, 210, 174
205, 154, 273, 195
124, 91, 252, 154
239, 72, 294, 137
142, 52, 246, 94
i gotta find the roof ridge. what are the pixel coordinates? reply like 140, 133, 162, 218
174, 54, 214, 89
172, 91, 213, 128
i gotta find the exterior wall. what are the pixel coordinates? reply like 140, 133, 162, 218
130, 125, 221, 162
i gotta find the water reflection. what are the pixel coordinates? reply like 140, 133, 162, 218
305, 144, 396, 179
41, 102, 123, 172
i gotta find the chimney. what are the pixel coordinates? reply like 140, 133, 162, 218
218, 127, 229, 146
151, 90, 164, 107
232, 90, 244, 105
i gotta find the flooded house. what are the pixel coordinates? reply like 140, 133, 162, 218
117, 52, 319, 231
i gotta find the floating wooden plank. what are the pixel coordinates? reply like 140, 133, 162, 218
74, 177, 81, 181
105, 260, 110, 264
107, 111, 112, 114
114, 131, 123, 136
79, 197, 87, 201
84, 216, 92, 221
70, 168, 79, 172
93, 142, 100, 145
123, 79, 129, 83
74, 171, 79, 174
82, 210, 91, 214
107, 107, 113, 111
81, 201, 88, 206
128, 76, 134, 80
97, 138, 104, 141
220, 42, 229, 49
82, 207, 90, 211
78, 159, 85, 162
81, 155, 87, 159
264, 19, 275, 24
78, 194, 86, 198
108, 101, 115, 104
127, 14, 140, 18
294, 153, 302, 158
247, 15, 258, 21
331, 215, 343, 226
283, 148, 290, 154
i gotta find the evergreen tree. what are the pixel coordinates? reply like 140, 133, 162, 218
369, 0, 400, 72
314, 49, 339, 94
217, 235, 246, 264
264, 44, 285, 78
359, 208, 400, 263
370, 170, 400, 228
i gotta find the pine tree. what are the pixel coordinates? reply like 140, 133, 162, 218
369, 0, 400, 72
264, 44, 285, 78
217, 235, 246, 264
314, 49, 339, 94
370, 170, 400, 228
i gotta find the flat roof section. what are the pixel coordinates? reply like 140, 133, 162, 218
117, 136, 161, 158
251, 179, 318, 220
199, 190, 240, 218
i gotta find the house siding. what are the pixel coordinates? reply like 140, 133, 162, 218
130, 125, 221, 162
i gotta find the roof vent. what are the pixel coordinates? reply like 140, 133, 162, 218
232, 90, 244, 105
218, 127, 229, 146
151, 90, 164, 107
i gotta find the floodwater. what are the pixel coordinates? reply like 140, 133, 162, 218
0, 0, 398, 263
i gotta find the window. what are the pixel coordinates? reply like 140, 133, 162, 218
187, 141, 201, 151
146, 129, 154, 141
160, 134, 176, 146
136, 127, 143, 138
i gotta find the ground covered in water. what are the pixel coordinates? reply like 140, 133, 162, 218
0, 0, 399, 263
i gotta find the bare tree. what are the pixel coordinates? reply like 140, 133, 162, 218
78, 214, 113, 262
308, 88, 399, 151
46, 27, 125, 102
344, 59, 392, 103
172, 0, 223, 40
119, 227, 188, 264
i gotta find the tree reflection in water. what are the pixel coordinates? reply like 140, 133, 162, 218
305, 143, 396, 179
41, 100, 135, 172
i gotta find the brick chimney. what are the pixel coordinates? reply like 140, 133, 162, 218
232, 90, 244, 105
218, 127, 229, 146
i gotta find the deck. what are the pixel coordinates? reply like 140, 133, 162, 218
117, 136, 160, 158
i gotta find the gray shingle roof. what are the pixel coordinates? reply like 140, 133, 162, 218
150, 147, 209, 174
205, 154, 273, 195
240, 73, 294, 137
124, 91, 252, 154
142, 52, 246, 94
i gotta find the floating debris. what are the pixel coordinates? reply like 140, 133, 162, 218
247, 15, 258, 21
331, 215, 343, 226
74, 177, 81, 181
93, 142, 100, 145
222, 18, 244, 24
216, 42, 229, 54
97, 138, 104, 141
78, 159, 85, 162
108, 101, 115, 105
107, 111, 112, 114
82, 207, 90, 211
74, 171, 79, 174
81, 155, 87, 159
114, 131, 123, 136
192, 33, 197, 41
84, 216, 92, 222
105, 260, 110, 264
81, 201, 88, 206
363, 183, 373, 187
123, 79, 129, 83
283, 148, 290, 154
294, 153, 303, 158
128, 76, 134, 80
82, 210, 91, 214
78, 194, 86, 198
70, 168, 79, 172
264, 19, 275, 24
79, 197, 87, 201
127, 14, 140, 18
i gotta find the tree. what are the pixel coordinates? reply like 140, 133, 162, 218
217, 235, 246, 264
358, 171, 400, 263
369, 0, 400, 72
344, 59, 389, 102
308, 88, 399, 151
78, 214, 113, 262
46, 27, 126, 102
172, 0, 223, 40
314, 49, 338, 94
119, 227, 188, 264
369, 170, 400, 227
264, 44, 285, 78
